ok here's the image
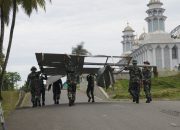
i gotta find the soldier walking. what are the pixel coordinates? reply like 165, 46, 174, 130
142, 61, 152, 103
27, 66, 41, 107
48, 79, 63, 104
39, 74, 47, 106
125, 60, 142, 103
86, 73, 95, 102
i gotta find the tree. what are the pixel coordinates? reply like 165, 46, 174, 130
0, 0, 12, 55
3, 72, 21, 90
72, 42, 91, 56
0, 0, 51, 99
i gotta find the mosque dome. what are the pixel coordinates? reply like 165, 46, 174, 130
139, 32, 147, 40
123, 25, 134, 32
149, 0, 160, 4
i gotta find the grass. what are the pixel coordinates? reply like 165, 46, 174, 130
1, 91, 19, 118
107, 73, 180, 100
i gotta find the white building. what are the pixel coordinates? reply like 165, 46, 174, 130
121, 0, 180, 71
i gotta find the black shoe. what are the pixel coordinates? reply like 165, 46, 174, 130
133, 98, 136, 102
42, 102, 45, 106
88, 98, 91, 102
38, 101, 41, 107
136, 97, 139, 104
92, 100, 95, 103
146, 100, 150, 103
146, 98, 151, 103
149, 97, 152, 102
56, 101, 59, 104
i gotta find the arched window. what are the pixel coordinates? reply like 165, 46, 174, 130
172, 46, 178, 59
148, 19, 152, 32
153, 18, 158, 31
159, 18, 164, 31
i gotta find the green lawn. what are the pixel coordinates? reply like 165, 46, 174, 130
1, 91, 19, 118
107, 73, 180, 100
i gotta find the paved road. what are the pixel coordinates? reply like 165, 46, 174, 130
3, 90, 180, 130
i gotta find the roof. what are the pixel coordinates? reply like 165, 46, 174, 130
123, 25, 134, 32
139, 32, 147, 40
149, 0, 161, 4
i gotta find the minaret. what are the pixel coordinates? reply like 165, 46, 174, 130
145, 0, 167, 33
122, 23, 135, 53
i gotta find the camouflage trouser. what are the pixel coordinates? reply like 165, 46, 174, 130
31, 89, 35, 103
143, 81, 151, 99
129, 82, 140, 100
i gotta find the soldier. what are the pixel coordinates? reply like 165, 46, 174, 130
39, 73, 47, 106
86, 73, 95, 102
125, 60, 142, 103
142, 61, 152, 103
27, 66, 41, 107
48, 79, 63, 104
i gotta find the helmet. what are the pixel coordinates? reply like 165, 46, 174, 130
31, 66, 37, 71
132, 60, 137, 64
143, 61, 150, 65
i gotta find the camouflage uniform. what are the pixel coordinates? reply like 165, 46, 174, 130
142, 61, 152, 103
27, 67, 41, 107
126, 60, 142, 103
86, 74, 95, 102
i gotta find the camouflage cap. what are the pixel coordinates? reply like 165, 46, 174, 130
31, 66, 37, 71
143, 61, 150, 65
132, 60, 137, 64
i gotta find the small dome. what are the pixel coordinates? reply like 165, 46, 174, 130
123, 25, 134, 32
149, 0, 161, 4
139, 32, 147, 40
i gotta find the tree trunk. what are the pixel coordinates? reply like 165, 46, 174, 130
0, 0, 17, 100
0, 7, 5, 55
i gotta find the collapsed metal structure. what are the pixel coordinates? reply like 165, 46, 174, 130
35, 53, 157, 88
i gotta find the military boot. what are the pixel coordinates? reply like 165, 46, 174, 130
136, 97, 139, 104
88, 97, 91, 102
146, 97, 150, 103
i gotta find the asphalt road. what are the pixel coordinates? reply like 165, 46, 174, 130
3, 90, 180, 130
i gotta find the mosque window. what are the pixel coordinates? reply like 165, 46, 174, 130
159, 19, 164, 31
172, 46, 178, 59
153, 10, 157, 15
148, 20, 152, 32
153, 18, 158, 31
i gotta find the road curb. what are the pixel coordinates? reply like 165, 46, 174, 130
98, 87, 109, 99
20, 92, 31, 107
15, 90, 25, 108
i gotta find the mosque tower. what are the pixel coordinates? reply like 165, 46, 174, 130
145, 0, 167, 33
122, 23, 135, 53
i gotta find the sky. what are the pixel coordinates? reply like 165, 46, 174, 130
3, 0, 180, 86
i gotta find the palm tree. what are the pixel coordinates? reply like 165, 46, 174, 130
72, 42, 91, 56
0, 0, 12, 69
0, 0, 12, 54
0, 0, 51, 99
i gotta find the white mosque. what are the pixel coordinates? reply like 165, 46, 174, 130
120, 0, 180, 71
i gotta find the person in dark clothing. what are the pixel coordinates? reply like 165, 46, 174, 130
27, 66, 41, 107
39, 74, 47, 106
48, 79, 63, 104
86, 73, 95, 102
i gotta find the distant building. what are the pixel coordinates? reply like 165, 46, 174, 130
120, 0, 180, 71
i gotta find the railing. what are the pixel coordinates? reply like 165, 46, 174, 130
170, 25, 180, 39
